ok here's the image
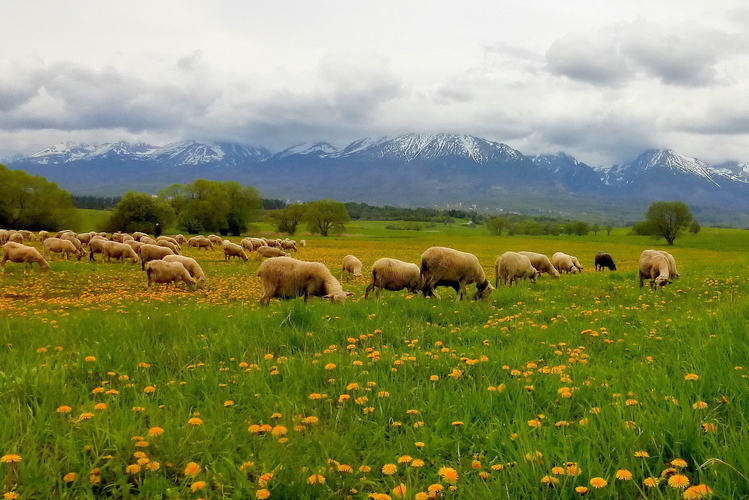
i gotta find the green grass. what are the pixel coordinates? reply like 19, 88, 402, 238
1, 226, 748, 498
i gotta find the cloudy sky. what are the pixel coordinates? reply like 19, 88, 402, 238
3, 0, 749, 167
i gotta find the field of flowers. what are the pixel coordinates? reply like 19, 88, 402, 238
1, 224, 748, 499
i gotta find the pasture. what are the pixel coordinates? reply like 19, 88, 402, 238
1, 223, 748, 499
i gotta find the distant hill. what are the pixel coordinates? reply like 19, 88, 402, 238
8, 134, 749, 225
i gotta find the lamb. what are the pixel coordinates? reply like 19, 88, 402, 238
223, 240, 248, 261
639, 249, 678, 289
570, 256, 584, 272
187, 236, 213, 251
138, 243, 175, 270
594, 252, 617, 271
419, 246, 494, 301
43, 237, 85, 260
1, 242, 50, 273
341, 254, 363, 281
257, 256, 353, 305
156, 239, 180, 255
207, 235, 223, 245
145, 260, 197, 291
163, 255, 206, 289
102, 241, 139, 263
281, 239, 298, 252
364, 258, 421, 299
518, 251, 560, 278
552, 252, 580, 274
256, 246, 290, 259
495, 252, 540, 287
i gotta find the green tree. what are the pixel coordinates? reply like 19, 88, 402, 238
0, 164, 81, 230
689, 220, 701, 235
644, 201, 694, 245
486, 216, 509, 236
103, 191, 176, 234
305, 199, 350, 236
269, 204, 307, 235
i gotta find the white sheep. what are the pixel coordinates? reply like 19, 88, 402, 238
156, 239, 181, 255
341, 254, 363, 281
495, 251, 540, 287
364, 258, 421, 299
256, 246, 290, 259
163, 255, 206, 289
139, 243, 175, 270
570, 255, 584, 272
299, 240, 307, 247
257, 256, 353, 305
43, 237, 85, 261
639, 249, 678, 289
87, 236, 108, 261
518, 251, 560, 278
552, 252, 580, 274
145, 260, 197, 291
207, 235, 223, 246
223, 240, 248, 261
281, 239, 298, 252
419, 246, 494, 301
102, 241, 139, 263
1, 242, 50, 273
187, 236, 213, 251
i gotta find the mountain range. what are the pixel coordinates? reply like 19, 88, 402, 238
6, 134, 749, 224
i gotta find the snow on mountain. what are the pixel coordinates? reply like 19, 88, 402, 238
713, 161, 749, 183
273, 142, 338, 160
604, 149, 721, 186
28, 142, 98, 164
336, 133, 525, 164
531, 152, 582, 173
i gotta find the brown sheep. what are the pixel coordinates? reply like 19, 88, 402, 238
518, 251, 560, 278
495, 252, 539, 287
43, 237, 85, 261
223, 240, 248, 261
639, 249, 678, 289
163, 255, 206, 289
139, 243, 175, 270
257, 256, 353, 305
364, 258, 421, 299
419, 246, 494, 301
102, 241, 139, 263
552, 252, 580, 274
1, 242, 50, 273
341, 254, 363, 281
145, 260, 197, 291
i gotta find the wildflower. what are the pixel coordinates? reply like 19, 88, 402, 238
616, 469, 633, 480
683, 484, 713, 499
125, 464, 141, 474
56, 405, 72, 413
411, 459, 425, 468
438, 467, 459, 483
148, 427, 164, 437
590, 477, 607, 488
224, 400, 234, 407
143, 386, 156, 394
671, 458, 688, 468
471, 460, 482, 469
3, 493, 18, 499
392, 483, 407, 498
701, 423, 718, 433
668, 474, 690, 489
190, 480, 207, 492
148, 462, 160, 471
692, 401, 708, 410
184, 462, 201, 477
0, 455, 22, 463
684, 373, 699, 381
85, 356, 96, 363
258, 472, 273, 486
381, 463, 397, 475
635, 450, 650, 458
79, 412, 94, 420
325, 363, 336, 370
427, 483, 444, 494
188, 417, 203, 426
307, 474, 325, 484
575, 486, 589, 494
337, 464, 353, 473
397, 455, 412, 463
527, 419, 542, 428
94, 403, 107, 410
256, 489, 271, 499
63, 472, 77, 482
551, 467, 565, 475
491, 464, 503, 471
415, 442, 425, 449
541, 475, 560, 485
271, 425, 287, 436
452, 421, 464, 426
643, 477, 660, 487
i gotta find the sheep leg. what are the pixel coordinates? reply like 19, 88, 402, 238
364, 282, 375, 299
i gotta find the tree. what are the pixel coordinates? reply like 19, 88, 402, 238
268, 204, 307, 235
689, 221, 701, 235
0, 164, 81, 230
644, 201, 694, 245
486, 216, 509, 236
103, 191, 175, 234
591, 223, 600, 235
305, 199, 350, 236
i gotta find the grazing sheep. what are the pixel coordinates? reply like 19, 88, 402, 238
240, 238, 255, 252
111, 232, 128, 243
88, 236, 109, 261
223, 240, 248, 261
257, 256, 353, 305
43, 237, 85, 261
364, 258, 421, 299
594, 252, 617, 271
552, 252, 580, 274
102, 241, 139, 263
140, 236, 157, 245
55, 230, 75, 239
37, 230, 50, 242
157, 236, 180, 247
145, 260, 197, 291
172, 234, 186, 246
125, 240, 145, 253
419, 246, 494, 301
299, 240, 307, 247
1, 242, 50, 273
207, 235, 223, 246
76, 232, 95, 246
495, 252, 540, 287
281, 239, 298, 252
61, 234, 86, 254
341, 254, 363, 281
518, 251, 560, 279
0, 230, 8, 244
187, 236, 213, 251
256, 246, 290, 259
156, 239, 180, 255
8, 232, 23, 244
139, 243, 175, 270
639, 249, 678, 290
18, 230, 34, 241
132, 232, 149, 241
163, 255, 206, 289
570, 256, 584, 273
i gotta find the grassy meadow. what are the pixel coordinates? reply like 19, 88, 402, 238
1, 221, 748, 499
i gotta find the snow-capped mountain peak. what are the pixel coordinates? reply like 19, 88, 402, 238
605, 149, 721, 187
273, 142, 338, 160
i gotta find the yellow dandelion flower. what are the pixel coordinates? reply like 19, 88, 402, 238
551, 466, 565, 475
452, 421, 464, 426
692, 401, 708, 410
148, 427, 164, 437
541, 475, 560, 485
79, 412, 94, 420
397, 455, 412, 463
643, 477, 660, 487
590, 477, 607, 488
307, 474, 325, 484
616, 469, 633, 480
187, 417, 203, 426
85, 356, 96, 363
527, 419, 542, 428
438, 467, 459, 483
683, 484, 713, 499
324, 363, 336, 370
94, 403, 107, 410
701, 423, 718, 433
634, 450, 650, 458
684, 373, 699, 381
0, 454, 21, 463
668, 474, 690, 489
392, 483, 407, 498
427, 483, 444, 494
411, 459, 425, 468
381, 463, 397, 475
190, 480, 207, 492
183, 462, 201, 477
143, 386, 156, 394
63, 472, 77, 482
125, 464, 141, 474
256, 489, 271, 499
3, 493, 19, 500
414, 493, 429, 500
56, 405, 72, 413
575, 486, 589, 494
671, 458, 688, 468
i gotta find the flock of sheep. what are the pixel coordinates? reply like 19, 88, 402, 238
0, 228, 679, 305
